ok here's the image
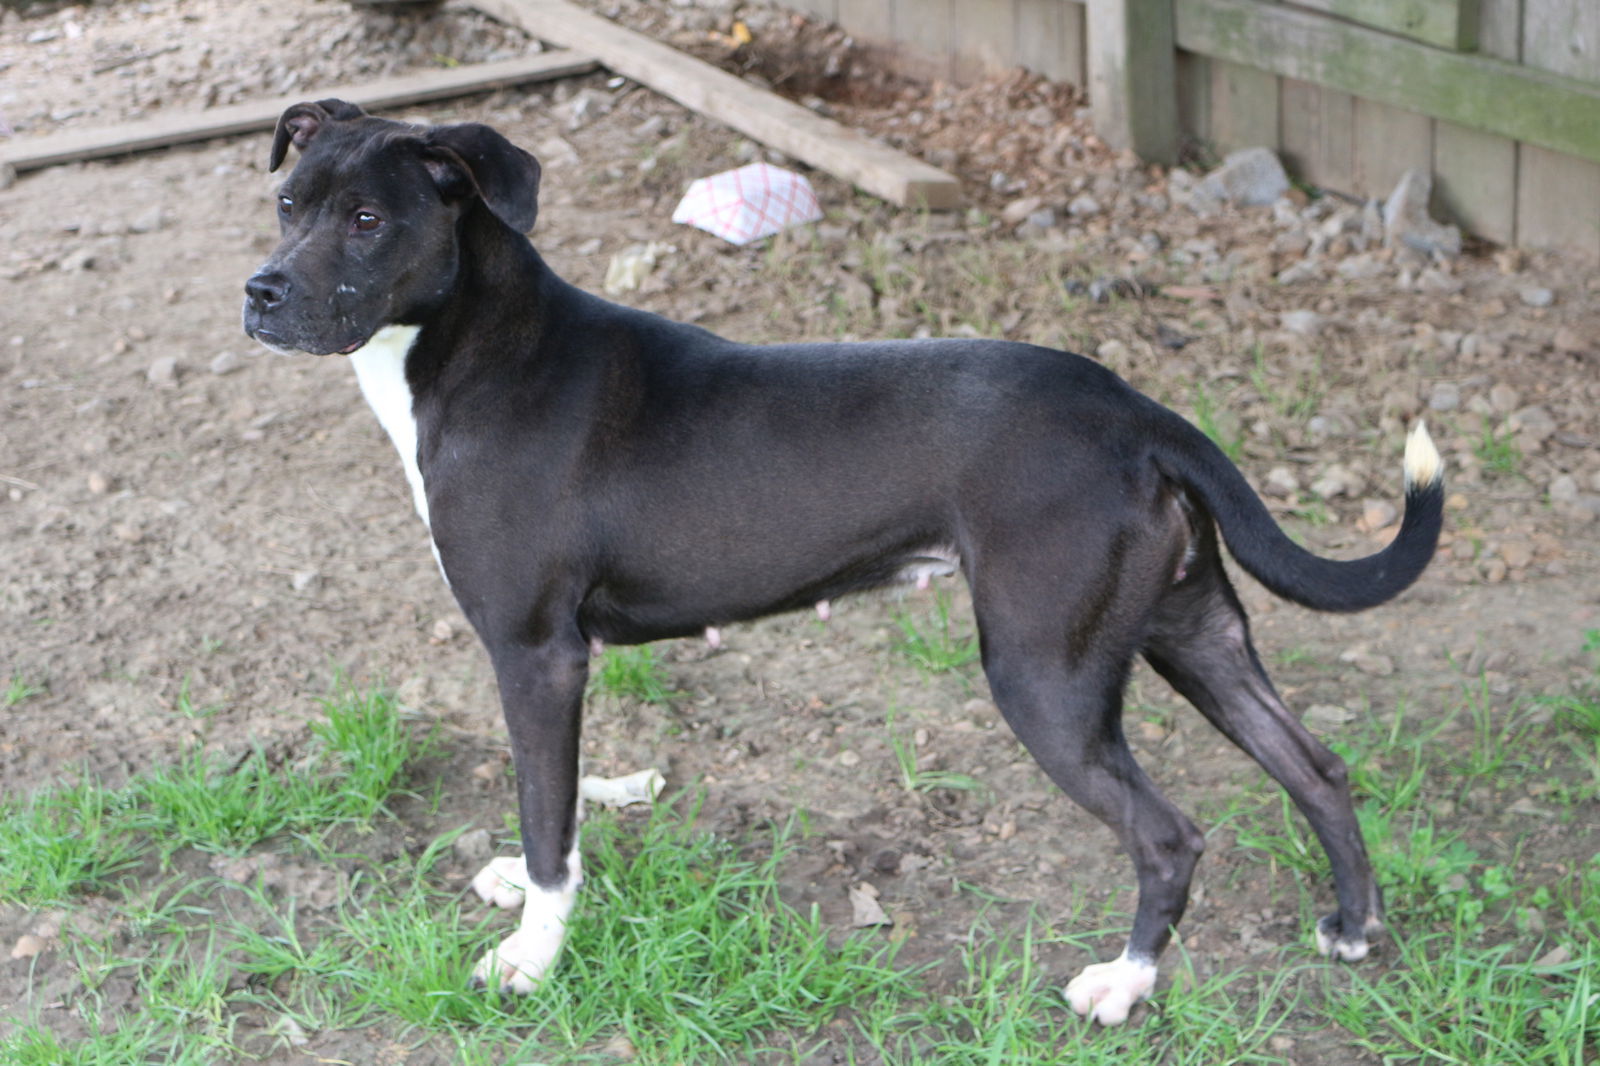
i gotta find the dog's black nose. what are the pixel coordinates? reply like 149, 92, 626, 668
245, 271, 291, 309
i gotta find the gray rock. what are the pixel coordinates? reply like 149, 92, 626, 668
1519, 286, 1555, 308
1279, 309, 1322, 336
1549, 474, 1579, 503
128, 206, 166, 234
1509, 405, 1556, 443
209, 350, 247, 376
1428, 382, 1461, 412
1382, 169, 1462, 258
453, 827, 494, 865
1067, 193, 1101, 217
146, 356, 178, 386
1193, 147, 1290, 210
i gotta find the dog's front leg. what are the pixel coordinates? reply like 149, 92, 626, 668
470, 635, 588, 994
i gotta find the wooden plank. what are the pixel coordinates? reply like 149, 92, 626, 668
1088, 0, 1180, 163
834, 0, 894, 41
1278, 78, 1354, 192
474, 0, 962, 208
1175, 0, 1600, 165
1288, 0, 1477, 50
1516, 143, 1600, 258
1016, 0, 1079, 84
1207, 57, 1280, 156
892, 0, 956, 81
1062, 1, 1088, 88
1521, 0, 1600, 79
1434, 119, 1516, 244
1175, 52, 1212, 144
951, 0, 1019, 82
1476, 0, 1522, 60
1352, 97, 1431, 199
0, 51, 599, 174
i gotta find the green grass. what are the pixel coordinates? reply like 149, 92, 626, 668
9, 658, 1600, 1064
4, 673, 45, 707
891, 590, 980, 676
1475, 415, 1523, 476
0, 683, 428, 903
587, 645, 682, 705
1190, 381, 1245, 462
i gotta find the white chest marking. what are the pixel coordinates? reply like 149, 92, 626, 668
346, 325, 450, 582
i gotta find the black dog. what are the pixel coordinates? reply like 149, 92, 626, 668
244, 100, 1443, 1024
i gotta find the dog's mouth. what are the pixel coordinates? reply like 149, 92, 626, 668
246, 325, 369, 357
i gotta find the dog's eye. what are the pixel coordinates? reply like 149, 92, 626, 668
353, 211, 383, 233
277, 195, 293, 215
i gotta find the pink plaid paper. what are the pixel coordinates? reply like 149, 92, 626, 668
671, 162, 823, 245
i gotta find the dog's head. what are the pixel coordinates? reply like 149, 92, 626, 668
243, 99, 542, 356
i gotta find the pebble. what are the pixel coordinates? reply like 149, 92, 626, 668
1427, 382, 1460, 412
128, 206, 166, 234
1509, 405, 1556, 444
290, 570, 319, 592
87, 471, 110, 494
10, 934, 46, 960
1499, 540, 1534, 569
1552, 326, 1585, 354
1095, 339, 1129, 362
1359, 499, 1397, 532
1000, 195, 1043, 225
1304, 704, 1356, 729
1488, 382, 1520, 414
1549, 474, 1579, 503
453, 827, 493, 865
1264, 466, 1299, 497
838, 750, 861, 767
1279, 309, 1322, 336
1067, 193, 1101, 217
1519, 286, 1555, 308
209, 350, 247, 375
146, 356, 178, 386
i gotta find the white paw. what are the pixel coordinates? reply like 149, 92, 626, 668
472, 855, 532, 910
472, 921, 569, 994
1315, 924, 1370, 961
1065, 953, 1158, 1026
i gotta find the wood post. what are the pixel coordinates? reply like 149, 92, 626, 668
1088, 0, 1180, 165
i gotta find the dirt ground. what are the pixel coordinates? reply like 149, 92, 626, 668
2, 0, 1599, 1061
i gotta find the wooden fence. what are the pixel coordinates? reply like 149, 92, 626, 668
771, 0, 1600, 256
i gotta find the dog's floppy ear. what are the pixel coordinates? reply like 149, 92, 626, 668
268, 99, 368, 172
419, 123, 542, 233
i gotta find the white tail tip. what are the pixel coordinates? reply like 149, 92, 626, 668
1403, 420, 1443, 489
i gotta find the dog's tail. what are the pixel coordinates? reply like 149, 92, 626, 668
1157, 418, 1444, 613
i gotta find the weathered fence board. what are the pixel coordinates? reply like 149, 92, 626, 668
1089, 0, 1179, 162
1433, 121, 1517, 245
1516, 144, 1600, 257
1288, 0, 1479, 50
1177, 0, 1600, 165
1016, 0, 1086, 86
1279, 79, 1354, 193
1206, 57, 1279, 156
1352, 98, 1433, 199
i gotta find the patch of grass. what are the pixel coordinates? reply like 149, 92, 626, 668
886, 708, 988, 796
1190, 381, 1244, 462
4, 673, 45, 707
892, 590, 980, 676
587, 645, 682, 705
1249, 342, 1324, 423
1475, 416, 1523, 476
0, 776, 144, 905
0, 683, 425, 902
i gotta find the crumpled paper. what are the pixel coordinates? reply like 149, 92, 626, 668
671, 162, 823, 245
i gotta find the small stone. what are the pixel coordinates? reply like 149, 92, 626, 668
1519, 286, 1555, 308
1304, 704, 1356, 729
1000, 195, 1044, 226
1499, 540, 1534, 569
1336, 254, 1384, 280
1382, 169, 1461, 258
1095, 338, 1129, 363
128, 206, 166, 234
87, 471, 110, 494
1279, 309, 1322, 336
1067, 193, 1101, 217
453, 828, 494, 865
847, 881, 892, 928
1276, 259, 1321, 285
59, 247, 96, 272
1552, 326, 1585, 354
1359, 499, 1398, 532
1193, 147, 1290, 210
290, 570, 319, 592
1264, 466, 1299, 497
1509, 405, 1556, 444
113, 522, 143, 544
10, 934, 47, 959
1488, 383, 1520, 414
431, 618, 456, 642
1481, 557, 1508, 583
1427, 382, 1461, 412
209, 350, 247, 375
1549, 474, 1579, 503
146, 356, 178, 386
838, 749, 861, 767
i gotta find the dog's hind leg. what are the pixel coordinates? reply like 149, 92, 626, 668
469, 633, 588, 993
1142, 547, 1383, 962
976, 610, 1206, 1026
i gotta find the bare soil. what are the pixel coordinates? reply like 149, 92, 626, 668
3, 0, 1599, 1061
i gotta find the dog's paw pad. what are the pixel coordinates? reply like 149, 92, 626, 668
472, 927, 564, 995
1064, 954, 1157, 1026
472, 855, 532, 910
1314, 916, 1371, 961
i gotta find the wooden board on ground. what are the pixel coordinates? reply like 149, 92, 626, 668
0, 51, 599, 174
471, 0, 962, 209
